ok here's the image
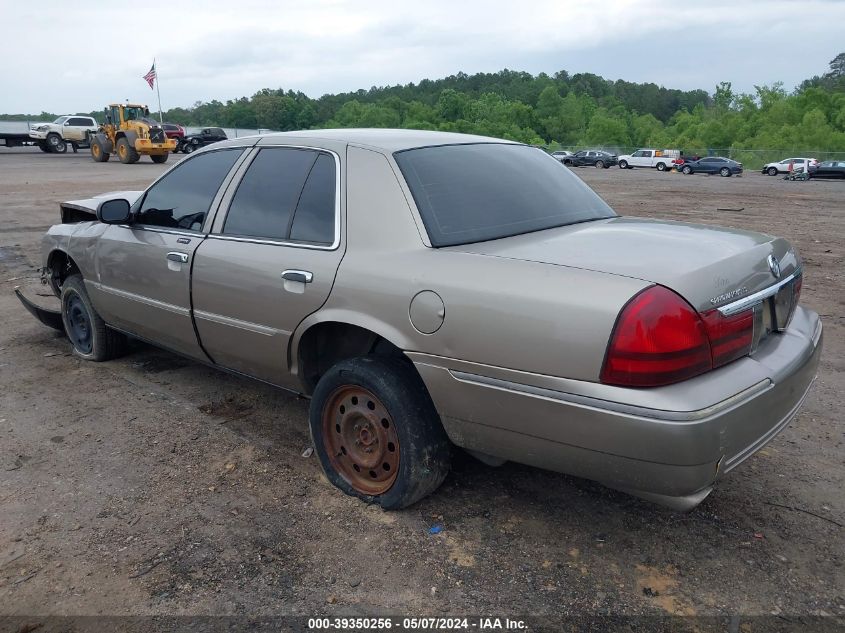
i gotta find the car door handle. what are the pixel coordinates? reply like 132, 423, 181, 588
166, 252, 189, 263
281, 270, 313, 283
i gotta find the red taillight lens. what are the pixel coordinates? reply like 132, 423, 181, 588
601, 286, 712, 387
602, 285, 757, 388
701, 308, 753, 367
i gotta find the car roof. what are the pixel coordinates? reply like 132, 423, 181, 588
214, 128, 519, 152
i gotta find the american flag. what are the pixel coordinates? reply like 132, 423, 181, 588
143, 63, 156, 90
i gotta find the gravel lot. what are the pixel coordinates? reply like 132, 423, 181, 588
0, 148, 842, 628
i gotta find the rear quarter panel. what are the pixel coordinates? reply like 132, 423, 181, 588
295, 145, 650, 382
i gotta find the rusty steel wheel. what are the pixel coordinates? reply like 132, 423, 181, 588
309, 356, 452, 509
322, 386, 400, 495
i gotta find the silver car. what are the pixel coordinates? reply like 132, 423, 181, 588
17, 129, 822, 510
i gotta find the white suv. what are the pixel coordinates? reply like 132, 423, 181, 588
762, 157, 818, 176
29, 115, 98, 154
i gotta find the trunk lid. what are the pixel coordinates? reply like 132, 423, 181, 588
446, 217, 799, 313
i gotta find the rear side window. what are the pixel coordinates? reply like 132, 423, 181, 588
223, 147, 336, 244
290, 153, 336, 244
394, 143, 616, 247
136, 149, 243, 231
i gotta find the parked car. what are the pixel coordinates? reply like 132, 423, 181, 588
617, 148, 680, 171
179, 127, 228, 153
550, 150, 573, 162
809, 160, 845, 179
680, 156, 743, 177
16, 130, 821, 511
672, 154, 701, 168
160, 123, 186, 141
28, 115, 98, 154
563, 150, 618, 168
762, 158, 818, 176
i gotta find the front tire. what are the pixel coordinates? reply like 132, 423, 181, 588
116, 137, 139, 164
767, 167, 778, 176
682, 165, 693, 175
60, 275, 127, 361
618, 160, 628, 169
46, 133, 66, 153
183, 143, 195, 154
309, 356, 452, 509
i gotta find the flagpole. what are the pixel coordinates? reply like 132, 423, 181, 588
154, 58, 163, 124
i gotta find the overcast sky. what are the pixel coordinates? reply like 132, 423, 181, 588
2, 0, 843, 114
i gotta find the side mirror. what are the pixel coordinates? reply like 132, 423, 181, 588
64, 121, 71, 126
97, 199, 132, 224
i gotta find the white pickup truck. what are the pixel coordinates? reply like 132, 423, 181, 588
617, 148, 680, 171
28, 115, 98, 154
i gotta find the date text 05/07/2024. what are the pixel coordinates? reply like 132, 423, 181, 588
307, 617, 528, 630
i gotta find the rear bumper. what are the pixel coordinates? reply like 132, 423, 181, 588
410, 306, 822, 508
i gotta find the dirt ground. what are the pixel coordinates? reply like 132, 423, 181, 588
0, 148, 842, 627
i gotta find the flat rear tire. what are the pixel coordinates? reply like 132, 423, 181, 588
309, 356, 451, 509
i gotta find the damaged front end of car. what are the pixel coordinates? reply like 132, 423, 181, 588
14, 191, 141, 334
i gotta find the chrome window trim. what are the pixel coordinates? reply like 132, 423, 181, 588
717, 269, 801, 316
113, 225, 201, 238
212, 144, 342, 251
205, 234, 336, 251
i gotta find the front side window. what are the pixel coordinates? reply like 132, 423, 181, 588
135, 149, 243, 231
223, 147, 336, 244
52, 116, 69, 125
395, 143, 616, 247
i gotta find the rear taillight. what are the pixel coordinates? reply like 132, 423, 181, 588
701, 308, 753, 367
600, 286, 712, 387
601, 286, 755, 388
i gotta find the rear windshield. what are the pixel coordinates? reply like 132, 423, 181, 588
394, 143, 616, 247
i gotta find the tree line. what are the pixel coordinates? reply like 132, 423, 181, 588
4, 54, 844, 167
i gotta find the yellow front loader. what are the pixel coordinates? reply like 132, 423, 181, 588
90, 104, 176, 164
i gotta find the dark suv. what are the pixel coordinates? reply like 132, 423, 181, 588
563, 150, 618, 168
179, 127, 228, 154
